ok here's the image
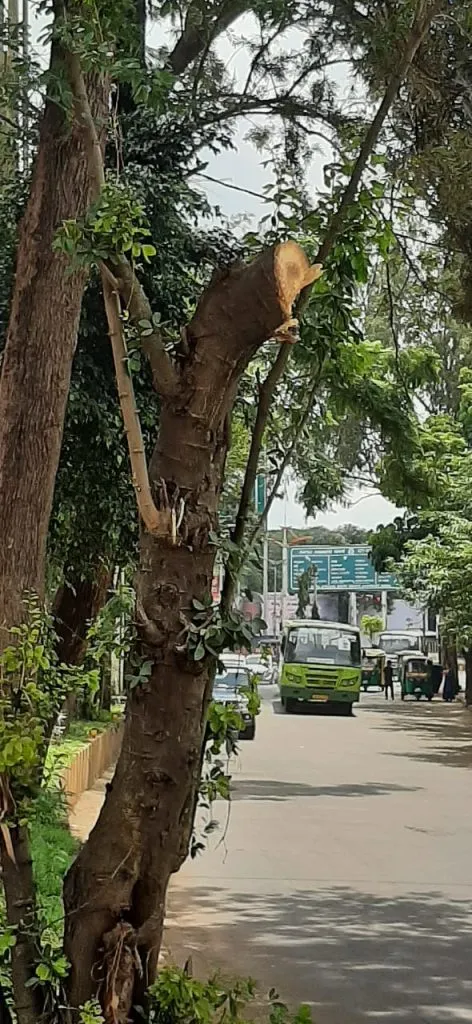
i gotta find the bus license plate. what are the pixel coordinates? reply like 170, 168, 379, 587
311, 695, 328, 702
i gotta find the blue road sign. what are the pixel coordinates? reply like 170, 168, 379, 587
288, 545, 398, 593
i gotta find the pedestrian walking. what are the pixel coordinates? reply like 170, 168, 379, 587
384, 660, 394, 700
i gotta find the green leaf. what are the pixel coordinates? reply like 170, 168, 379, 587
142, 244, 157, 261
36, 964, 50, 982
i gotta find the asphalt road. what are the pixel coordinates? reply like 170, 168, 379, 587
167, 686, 472, 1024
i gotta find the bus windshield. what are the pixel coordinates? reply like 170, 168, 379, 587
380, 634, 419, 655
285, 627, 361, 667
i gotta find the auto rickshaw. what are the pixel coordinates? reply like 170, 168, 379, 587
398, 650, 434, 701
361, 648, 385, 691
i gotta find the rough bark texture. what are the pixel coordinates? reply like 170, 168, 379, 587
53, 564, 113, 723
64, 246, 306, 1012
0, 62, 108, 635
1, 828, 42, 1024
464, 649, 472, 707
0, 41, 108, 1019
446, 643, 459, 692
53, 564, 113, 666
168, 0, 249, 74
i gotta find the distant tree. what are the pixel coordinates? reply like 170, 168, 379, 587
361, 614, 383, 643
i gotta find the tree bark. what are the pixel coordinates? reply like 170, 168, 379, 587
464, 649, 472, 707
53, 563, 113, 722
1, 827, 42, 1024
168, 0, 250, 75
0, 59, 108, 635
53, 564, 113, 666
99, 657, 112, 712
0, 34, 108, 1019
446, 643, 459, 693
63, 243, 311, 1013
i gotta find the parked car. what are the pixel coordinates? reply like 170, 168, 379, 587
245, 654, 272, 682
212, 668, 256, 740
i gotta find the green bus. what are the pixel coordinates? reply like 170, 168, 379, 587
279, 620, 362, 715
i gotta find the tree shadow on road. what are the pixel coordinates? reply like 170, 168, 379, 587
272, 700, 358, 717
167, 883, 472, 1024
230, 779, 422, 801
362, 701, 472, 769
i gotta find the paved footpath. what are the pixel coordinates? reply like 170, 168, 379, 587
71, 692, 472, 1024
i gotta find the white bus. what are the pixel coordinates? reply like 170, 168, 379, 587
379, 630, 438, 675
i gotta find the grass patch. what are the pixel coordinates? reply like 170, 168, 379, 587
29, 789, 79, 945
46, 709, 122, 771
35, 713, 121, 940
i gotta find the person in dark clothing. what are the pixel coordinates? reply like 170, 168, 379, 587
384, 660, 394, 700
442, 665, 456, 702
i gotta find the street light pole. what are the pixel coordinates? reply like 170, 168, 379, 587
273, 565, 277, 635
281, 526, 288, 629
263, 529, 269, 628
381, 589, 388, 628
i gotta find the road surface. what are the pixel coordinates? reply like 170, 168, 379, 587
167, 688, 472, 1024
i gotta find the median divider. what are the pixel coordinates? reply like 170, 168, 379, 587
61, 723, 124, 809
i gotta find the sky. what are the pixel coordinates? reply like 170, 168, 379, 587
269, 479, 399, 531
27, 4, 401, 534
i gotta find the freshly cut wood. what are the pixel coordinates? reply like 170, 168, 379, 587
274, 241, 322, 323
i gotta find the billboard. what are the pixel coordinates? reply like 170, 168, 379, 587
288, 545, 397, 593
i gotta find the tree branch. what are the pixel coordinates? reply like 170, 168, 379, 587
298, 0, 446, 308
168, 0, 249, 75
221, 356, 326, 611
67, 51, 106, 196
67, 52, 179, 400
220, 344, 290, 611
101, 275, 170, 536
249, 362, 326, 549
111, 260, 180, 397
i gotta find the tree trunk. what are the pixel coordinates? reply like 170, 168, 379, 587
53, 563, 113, 722
0, 828, 42, 1024
99, 658, 112, 712
53, 564, 113, 665
446, 643, 459, 693
64, 244, 311, 1014
64, 412, 226, 1012
464, 649, 472, 707
0, 37, 108, 1016
0, 60, 108, 634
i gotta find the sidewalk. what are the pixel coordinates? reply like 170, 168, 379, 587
68, 769, 112, 841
